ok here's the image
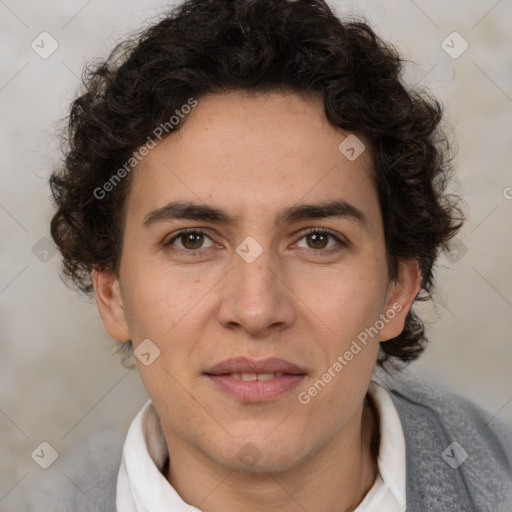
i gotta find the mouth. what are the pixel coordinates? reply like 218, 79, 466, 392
221, 372, 287, 380
204, 357, 307, 402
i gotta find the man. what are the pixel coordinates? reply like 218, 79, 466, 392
47, 0, 512, 510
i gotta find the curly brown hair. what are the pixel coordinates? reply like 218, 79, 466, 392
50, 0, 464, 370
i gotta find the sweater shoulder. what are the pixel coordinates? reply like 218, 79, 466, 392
375, 367, 512, 511
381, 367, 512, 448
26, 426, 123, 512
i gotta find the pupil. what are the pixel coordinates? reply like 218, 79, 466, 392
184, 233, 203, 249
309, 233, 327, 249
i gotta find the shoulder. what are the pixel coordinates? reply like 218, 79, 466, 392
27, 426, 123, 512
381, 366, 512, 456
375, 367, 512, 511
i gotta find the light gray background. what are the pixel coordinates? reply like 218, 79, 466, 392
1, 0, 511, 509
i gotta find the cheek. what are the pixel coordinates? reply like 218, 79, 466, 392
307, 265, 387, 334
300, 268, 387, 392
299, 275, 382, 412
119, 251, 207, 341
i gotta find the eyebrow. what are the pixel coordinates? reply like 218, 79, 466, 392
142, 199, 369, 230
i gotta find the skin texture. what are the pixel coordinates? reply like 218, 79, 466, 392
92, 90, 420, 512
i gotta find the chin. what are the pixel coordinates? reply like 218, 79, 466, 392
210, 432, 313, 475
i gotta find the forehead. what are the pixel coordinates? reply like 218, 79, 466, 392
124, 90, 380, 230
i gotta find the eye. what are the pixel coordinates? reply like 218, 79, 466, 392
165, 229, 215, 252
295, 228, 346, 252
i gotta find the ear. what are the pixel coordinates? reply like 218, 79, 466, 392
91, 266, 131, 342
379, 259, 422, 342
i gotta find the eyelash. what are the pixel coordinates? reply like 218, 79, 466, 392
164, 228, 347, 256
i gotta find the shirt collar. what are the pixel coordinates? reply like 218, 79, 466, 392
367, 380, 407, 508
116, 399, 194, 512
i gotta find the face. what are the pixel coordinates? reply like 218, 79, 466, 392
94, 90, 419, 474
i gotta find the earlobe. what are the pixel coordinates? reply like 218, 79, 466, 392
91, 266, 131, 342
379, 259, 422, 342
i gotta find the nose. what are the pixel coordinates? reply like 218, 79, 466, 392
216, 242, 296, 337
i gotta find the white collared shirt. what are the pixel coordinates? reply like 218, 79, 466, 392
116, 380, 406, 511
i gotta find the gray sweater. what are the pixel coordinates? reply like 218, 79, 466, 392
26, 369, 512, 511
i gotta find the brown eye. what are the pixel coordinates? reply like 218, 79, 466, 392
305, 232, 329, 249
180, 232, 205, 250
296, 229, 342, 251
166, 230, 214, 251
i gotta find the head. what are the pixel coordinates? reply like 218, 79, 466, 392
50, 0, 463, 473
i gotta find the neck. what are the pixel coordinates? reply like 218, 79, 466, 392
164, 396, 379, 512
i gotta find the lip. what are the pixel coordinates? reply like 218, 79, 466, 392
205, 357, 307, 376
204, 357, 307, 402
207, 374, 306, 402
